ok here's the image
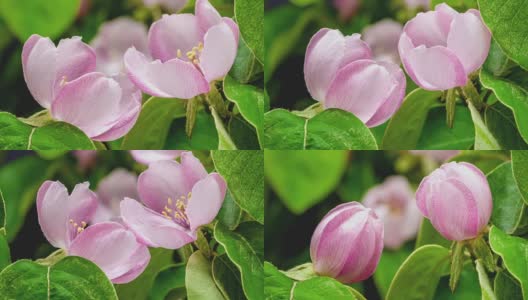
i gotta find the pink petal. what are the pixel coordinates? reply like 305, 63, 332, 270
196, 0, 223, 31
223, 17, 240, 45
68, 222, 151, 283
199, 22, 238, 82
51, 73, 124, 138
130, 150, 184, 165
22, 35, 58, 108
186, 173, 227, 231
400, 44, 467, 90
37, 181, 70, 249
65, 182, 99, 247
446, 11, 491, 74
120, 198, 195, 249
403, 11, 449, 48
124, 47, 210, 99
362, 19, 403, 64
90, 73, 142, 141
325, 60, 398, 125
54, 37, 97, 95
180, 152, 209, 185
148, 14, 204, 62
93, 168, 139, 223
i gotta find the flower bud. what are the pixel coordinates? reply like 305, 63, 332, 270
399, 3, 491, 90
416, 162, 492, 241
362, 19, 403, 65
333, 0, 360, 22
310, 202, 383, 283
363, 176, 421, 250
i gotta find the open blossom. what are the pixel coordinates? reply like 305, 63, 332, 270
130, 150, 183, 165
124, 0, 239, 99
399, 3, 491, 91
310, 202, 383, 283
37, 181, 149, 283
416, 162, 492, 241
362, 19, 403, 65
304, 29, 406, 127
143, 0, 188, 12
91, 17, 149, 76
363, 176, 421, 250
22, 35, 142, 141
92, 169, 139, 223
120, 152, 226, 249
333, 0, 360, 21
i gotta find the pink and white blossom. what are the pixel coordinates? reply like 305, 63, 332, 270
120, 152, 226, 249
399, 3, 491, 90
310, 202, 384, 283
36, 181, 149, 283
416, 162, 493, 241
124, 0, 239, 99
130, 150, 183, 165
363, 176, 421, 250
304, 29, 406, 127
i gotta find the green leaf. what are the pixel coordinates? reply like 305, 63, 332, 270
386, 245, 450, 300
211, 108, 237, 150
115, 248, 173, 300
166, 111, 219, 150
235, 0, 263, 63
415, 219, 451, 249
229, 38, 263, 84
122, 97, 186, 149
480, 70, 528, 145
0, 257, 117, 299
0, 0, 80, 41
485, 103, 528, 149
186, 251, 224, 300
374, 245, 413, 298
264, 109, 378, 150
148, 264, 186, 300
293, 276, 359, 299
264, 150, 348, 214
223, 75, 265, 146
486, 162, 528, 234
214, 222, 263, 300
416, 106, 474, 149
217, 190, 242, 230
212, 151, 263, 223
494, 271, 523, 300
0, 156, 58, 241
483, 39, 512, 77
478, 0, 528, 70
488, 226, 528, 300
434, 264, 481, 300
264, 262, 294, 299
336, 157, 376, 201
475, 260, 497, 300
228, 115, 260, 150
467, 101, 501, 150
382, 89, 442, 149
0, 112, 96, 150
511, 151, 528, 204
212, 255, 246, 300
0, 189, 5, 231
0, 234, 9, 271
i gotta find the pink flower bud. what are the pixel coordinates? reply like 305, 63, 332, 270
304, 29, 406, 127
363, 176, 422, 250
310, 202, 384, 283
124, 0, 239, 99
399, 4, 491, 91
416, 162, 493, 241
362, 19, 403, 65
73, 150, 98, 170
333, 0, 360, 22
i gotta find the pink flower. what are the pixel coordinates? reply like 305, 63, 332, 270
363, 176, 422, 250
310, 202, 384, 283
130, 150, 183, 165
124, 0, 239, 99
333, 0, 360, 21
405, 0, 430, 9
36, 181, 150, 283
120, 152, 227, 249
92, 169, 139, 223
22, 35, 142, 141
398, 3, 491, 91
416, 162, 493, 241
73, 150, 98, 170
143, 0, 188, 12
304, 29, 406, 127
410, 150, 460, 162
91, 17, 149, 76
362, 19, 403, 65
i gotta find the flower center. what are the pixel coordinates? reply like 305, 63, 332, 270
69, 219, 87, 234
176, 42, 204, 66
161, 192, 192, 228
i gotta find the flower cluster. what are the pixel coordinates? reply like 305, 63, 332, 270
36, 151, 226, 283
22, 0, 238, 141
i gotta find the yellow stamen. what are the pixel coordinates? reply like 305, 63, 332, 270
176, 50, 182, 58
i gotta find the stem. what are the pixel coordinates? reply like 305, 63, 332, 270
194, 229, 212, 258
185, 98, 199, 137
292, 102, 323, 119
450, 241, 465, 292
460, 80, 484, 110
36, 249, 66, 266
205, 84, 229, 118
468, 235, 496, 272
446, 88, 457, 128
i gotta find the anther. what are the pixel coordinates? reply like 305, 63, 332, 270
177, 50, 182, 58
